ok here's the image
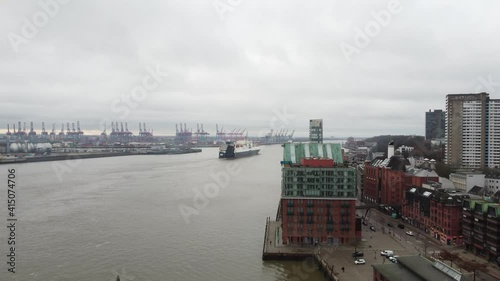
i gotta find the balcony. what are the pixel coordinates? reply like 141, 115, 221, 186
487, 224, 500, 232
474, 227, 485, 235
487, 216, 500, 225
486, 238, 500, 248
462, 215, 473, 224
462, 223, 472, 231
473, 235, 486, 244
486, 231, 500, 240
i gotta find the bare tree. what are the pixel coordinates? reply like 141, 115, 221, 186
457, 259, 488, 281
438, 249, 460, 268
350, 237, 363, 253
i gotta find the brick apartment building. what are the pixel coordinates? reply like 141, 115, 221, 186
364, 156, 439, 209
462, 199, 500, 262
402, 186, 468, 245
279, 143, 359, 245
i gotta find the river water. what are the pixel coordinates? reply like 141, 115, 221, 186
0, 145, 325, 281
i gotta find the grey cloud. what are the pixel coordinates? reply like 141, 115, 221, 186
1, 0, 500, 137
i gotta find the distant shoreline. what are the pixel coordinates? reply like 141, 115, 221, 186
0, 149, 202, 165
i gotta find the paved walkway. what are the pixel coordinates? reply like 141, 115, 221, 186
264, 214, 500, 281
368, 209, 500, 280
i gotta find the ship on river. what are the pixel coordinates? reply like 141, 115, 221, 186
218, 140, 260, 159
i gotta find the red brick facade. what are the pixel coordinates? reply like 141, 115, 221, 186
402, 187, 464, 245
281, 198, 357, 245
363, 165, 381, 204
363, 160, 438, 208
380, 168, 405, 207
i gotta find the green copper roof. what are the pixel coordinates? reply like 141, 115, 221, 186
488, 205, 500, 217
282, 143, 343, 164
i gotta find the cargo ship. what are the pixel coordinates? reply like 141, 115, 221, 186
219, 141, 260, 159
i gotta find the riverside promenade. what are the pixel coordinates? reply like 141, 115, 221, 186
262, 217, 424, 281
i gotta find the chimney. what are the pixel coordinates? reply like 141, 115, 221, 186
429, 159, 436, 170
422, 158, 430, 169
387, 141, 394, 159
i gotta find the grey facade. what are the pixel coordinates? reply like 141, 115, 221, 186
309, 119, 323, 143
425, 109, 445, 140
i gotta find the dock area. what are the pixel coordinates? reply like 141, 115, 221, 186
262, 218, 430, 281
262, 218, 340, 280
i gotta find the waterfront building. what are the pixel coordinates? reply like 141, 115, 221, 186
309, 119, 323, 143
279, 143, 358, 245
445, 92, 500, 169
402, 186, 468, 245
449, 172, 485, 193
372, 255, 466, 281
462, 199, 500, 262
363, 153, 439, 209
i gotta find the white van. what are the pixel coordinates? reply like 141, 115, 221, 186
380, 250, 394, 256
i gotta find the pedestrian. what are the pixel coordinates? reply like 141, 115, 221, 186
341, 267, 345, 272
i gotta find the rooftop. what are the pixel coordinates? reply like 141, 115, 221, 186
282, 143, 343, 164
373, 255, 467, 281
372, 263, 422, 281
408, 186, 470, 205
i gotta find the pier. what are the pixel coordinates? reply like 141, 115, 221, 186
262, 218, 340, 280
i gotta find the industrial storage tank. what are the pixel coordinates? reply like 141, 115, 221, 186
9, 142, 52, 153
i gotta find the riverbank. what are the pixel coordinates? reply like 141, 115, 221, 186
0, 149, 202, 164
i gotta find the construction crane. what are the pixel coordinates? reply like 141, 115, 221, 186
49, 123, 56, 139
41, 122, 48, 137
59, 124, 65, 138
77, 121, 83, 136
101, 123, 107, 136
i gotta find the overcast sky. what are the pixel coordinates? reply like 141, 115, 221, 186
1, 0, 500, 137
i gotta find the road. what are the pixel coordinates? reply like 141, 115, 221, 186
357, 206, 500, 281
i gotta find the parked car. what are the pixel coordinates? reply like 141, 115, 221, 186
370, 226, 376, 231
389, 256, 398, 263
406, 231, 415, 236
381, 250, 394, 256
352, 251, 364, 257
397, 224, 405, 229
354, 259, 366, 265
387, 223, 394, 227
